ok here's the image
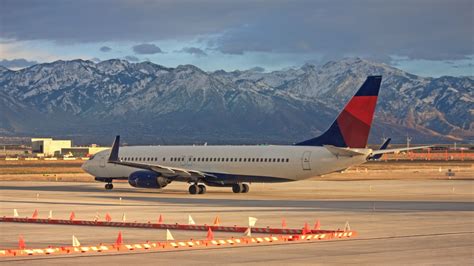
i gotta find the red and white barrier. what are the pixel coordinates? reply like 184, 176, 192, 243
0, 216, 350, 236
0, 231, 358, 257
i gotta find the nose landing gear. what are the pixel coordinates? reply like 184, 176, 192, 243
105, 183, 114, 190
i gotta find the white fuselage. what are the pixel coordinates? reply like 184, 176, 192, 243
82, 145, 371, 182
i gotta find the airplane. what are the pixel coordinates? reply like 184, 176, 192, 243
81, 76, 428, 194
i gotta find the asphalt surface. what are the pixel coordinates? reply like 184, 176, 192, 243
0, 178, 473, 265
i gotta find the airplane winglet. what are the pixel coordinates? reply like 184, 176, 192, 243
108, 135, 120, 162
370, 138, 391, 160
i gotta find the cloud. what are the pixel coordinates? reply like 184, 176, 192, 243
248, 66, 265, 72
124, 55, 139, 62
100, 46, 112, 52
0, 58, 38, 69
452, 63, 474, 69
178, 47, 207, 56
207, 1, 474, 62
133, 43, 163, 54
0, 0, 472, 62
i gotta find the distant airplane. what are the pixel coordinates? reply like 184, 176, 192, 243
81, 76, 427, 194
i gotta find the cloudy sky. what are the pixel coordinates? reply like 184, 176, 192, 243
0, 0, 472, 76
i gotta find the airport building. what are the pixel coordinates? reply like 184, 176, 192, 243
31, 138, 72, 157
31, 138, 109, 157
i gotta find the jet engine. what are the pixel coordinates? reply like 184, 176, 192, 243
128, 171, 171, 188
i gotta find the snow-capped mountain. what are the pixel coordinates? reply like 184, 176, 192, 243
0, 58, 472, 144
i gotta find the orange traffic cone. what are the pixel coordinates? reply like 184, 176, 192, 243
31, 209, 39, 219
69, 211, 75, 221
115, 231, 123, 245
206, 227, 214, 240
302, 222, 310, 235
282, 217, 287, 228
18, 235, 26, 249
213, 216, 220, 226
314, 220, 320, 230
158, 214, 164, 224
105, 213, 112, 222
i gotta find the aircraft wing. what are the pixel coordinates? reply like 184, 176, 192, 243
369, 138, 391, 160
370, 145, 431, 156
106, 136, 212, 181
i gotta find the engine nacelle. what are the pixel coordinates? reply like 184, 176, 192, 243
128, 171, 171, 189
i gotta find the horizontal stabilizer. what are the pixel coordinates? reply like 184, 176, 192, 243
324, 145, 369, 157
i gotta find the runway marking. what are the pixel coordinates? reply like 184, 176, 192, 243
2, 231, 472, 263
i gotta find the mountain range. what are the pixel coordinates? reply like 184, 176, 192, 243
0, 58, 472, 145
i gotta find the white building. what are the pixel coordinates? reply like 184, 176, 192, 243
31, 138, 72, 157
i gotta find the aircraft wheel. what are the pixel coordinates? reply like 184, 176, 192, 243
105, 183, 113, 190
232, 183, 242, 193
198, 184, 207, 194
189, 184, 199, 195
242, 184, 250, 193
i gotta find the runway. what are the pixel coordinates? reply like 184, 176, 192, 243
0, 179, 473, 265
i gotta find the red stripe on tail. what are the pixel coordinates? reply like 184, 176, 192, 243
336, 96, 378, 148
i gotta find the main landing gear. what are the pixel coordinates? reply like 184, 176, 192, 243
232, 183, 250, 193
105, 183, 113, 190
188, 184, 207, 195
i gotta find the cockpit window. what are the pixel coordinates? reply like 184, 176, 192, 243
90, 154, 96, 160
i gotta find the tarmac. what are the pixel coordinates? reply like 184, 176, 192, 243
0, 178, 473, 265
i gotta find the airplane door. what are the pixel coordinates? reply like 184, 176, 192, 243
302, 151, 311, 170
99, 155, 106, 168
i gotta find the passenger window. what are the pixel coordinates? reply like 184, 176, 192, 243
239, 158, 242, 162
230, 158, 233, 162
277, 158, 280, 162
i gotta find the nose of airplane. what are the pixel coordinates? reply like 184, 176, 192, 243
81, 160, 91, 173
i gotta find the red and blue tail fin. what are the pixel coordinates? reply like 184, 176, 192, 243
295, 76, 382, 148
